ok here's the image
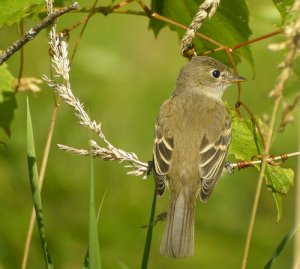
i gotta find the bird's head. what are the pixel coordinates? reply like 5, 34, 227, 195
175, 56, 246, 99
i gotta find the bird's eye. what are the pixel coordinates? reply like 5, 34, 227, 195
212, 70, 221, 78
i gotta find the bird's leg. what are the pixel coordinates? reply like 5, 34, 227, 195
147, 160, 153, 176
224, 162, 235, 174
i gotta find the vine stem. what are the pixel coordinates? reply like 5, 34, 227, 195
241, 95, 281, 269
293, 106, 300, 267
241, 1, 300, 266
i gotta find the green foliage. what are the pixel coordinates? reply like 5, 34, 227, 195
0, 65, 17, 137
228, 107, 294, 220
0, 65, 14, 103
264, 225, 300, 269
228, 108, 263, 160
26, 98, 53, 269
265, 166, 294, 221
273, 0, 295, 24
0, 0, 44, 27
149, 0, 253, 67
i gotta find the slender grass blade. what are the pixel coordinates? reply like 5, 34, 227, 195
27, 97, 53, 269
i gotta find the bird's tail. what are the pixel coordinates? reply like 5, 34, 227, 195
160, 191, 195, 258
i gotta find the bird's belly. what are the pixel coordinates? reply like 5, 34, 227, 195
167, 128, 203, 195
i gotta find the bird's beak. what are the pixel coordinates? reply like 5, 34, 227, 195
229, 73, 246, 83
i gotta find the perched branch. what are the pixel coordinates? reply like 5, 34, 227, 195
226, 151, 300, 171
0, 2, 79, 65
42, 23, 147, 177
179, 0, 221, 57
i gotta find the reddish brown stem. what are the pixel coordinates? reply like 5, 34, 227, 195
70, 0, 99, 62
64, 1, 136, 37
113, 0, 135, 10
136, 0, 224, 48
232, 29, 283, 51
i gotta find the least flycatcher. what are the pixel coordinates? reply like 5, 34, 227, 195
152, 56, 245, 258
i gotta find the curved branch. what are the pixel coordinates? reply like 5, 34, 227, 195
0, 2, 79, 65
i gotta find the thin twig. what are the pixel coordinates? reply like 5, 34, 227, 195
112, 0, 134, 10
226, 151, 299, 170
62, 0, 136, 34
241, 2, 300, 268
0, 2, 79, 65
70, 0, 99, 61
232, 29, 283, 51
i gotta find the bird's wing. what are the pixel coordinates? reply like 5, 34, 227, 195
198, 111, 231, 202
153, 100, 174, 196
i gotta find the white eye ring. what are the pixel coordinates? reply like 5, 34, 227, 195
212, 70, 221, 78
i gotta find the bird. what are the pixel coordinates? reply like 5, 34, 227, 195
152, 55, 245, 258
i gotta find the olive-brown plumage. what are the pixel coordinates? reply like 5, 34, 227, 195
152, 56, 245, 258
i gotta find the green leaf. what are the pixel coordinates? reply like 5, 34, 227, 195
228, 106, 263, 161
264, 225, 300, 269
266, 166, 294, 195
0, 64, 14, 102
228, 106, 294, 220
82, 191, 106, 269
149, 0, 253, 68
88, 147, 102, 269
0, 65, 17, 137
265, 166, 294, 221
27, 97, 53, 269
272, 0, 295, 24
0, 0, 44, 27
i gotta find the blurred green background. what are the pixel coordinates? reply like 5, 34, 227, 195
0, 0, 298, 268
